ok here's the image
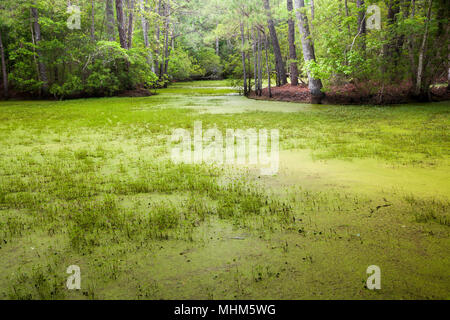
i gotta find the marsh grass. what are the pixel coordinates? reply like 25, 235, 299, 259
404, 195, 450, 226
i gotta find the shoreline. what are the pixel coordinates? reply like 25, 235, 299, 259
248, 83, 450, 105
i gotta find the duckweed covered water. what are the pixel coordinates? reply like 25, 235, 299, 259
0, 81, 449, 299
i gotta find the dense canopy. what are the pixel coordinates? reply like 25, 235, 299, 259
0, 0, 448, 101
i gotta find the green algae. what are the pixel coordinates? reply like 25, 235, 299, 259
0, 81, 449, 300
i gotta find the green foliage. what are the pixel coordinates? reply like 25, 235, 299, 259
168, 47, 203, 81
194, 48, 223, 79
0, 0, 448, 99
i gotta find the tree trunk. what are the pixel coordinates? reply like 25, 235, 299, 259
436, 0, 449, 90
447, 47, 450, 90
356, 0, 366, 53
240, 21, 248, 96
384, 1, 400, 58
162, 0, 171, 79
115, 0, 128, 49
311, 0, 315, 20
247, 25, 251, 92
31, 7, 49, 94
447, 32, 450, 91
127, 0, 135, 49
30, 13, 41, 85
294, 0, 323, 101
91, 0, 95, 41
253, 28, 258, 93
140, 0, 155, 73
155, 0, 162, 78
264, 32, 272, 98
287, 0, 299, 86
257, 29, 263, 95
216, 35, 219, 56
383, 0, 401, 80
415, 0, 433, 99
0, 28, 8, 98
407, 0, 417, 86
263, 0, 287, 86
106, 0, 116, 41
344, 0, 351, 34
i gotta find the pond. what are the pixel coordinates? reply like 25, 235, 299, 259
0, 80, 448, 299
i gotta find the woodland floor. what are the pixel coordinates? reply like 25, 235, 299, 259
249, 82, 450, 105
0, 80, 449, 299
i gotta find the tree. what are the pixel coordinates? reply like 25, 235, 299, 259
448, 34, 450, 91
240, 20, 248, 96
0, 27, 8, 98
127, 0, 135, 49
31, 6, 49, 94
287, 0, 299, 86
162, 0, 171, 78
116, 0, 128, 49
384, 0, 401, 59
263, 0, 287, 86
294, 0, 323, 101
106, 0, 116, 41
140, 0, 155, 73
257, 28, 263, 95
264, 30, 272, 97
356, 0, 366, 53
415, 0, 433, 99
91, 0, 96, 42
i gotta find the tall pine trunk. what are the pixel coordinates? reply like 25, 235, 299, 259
115, 0, 128, 49
344, 0, 351, 34
106, 0, 115, 41
246, 24, 251, 91
253, 27, 258, 93
163, 1, 171, 79
415, 0, 433, 99
155, 0, 162, 78
407, 0, 417, 86
140, 0, 155, 73
257, 29, 263, 95
294, 0, 324, 102
448, 38, 450, 91
356, 0, 366, 53
31, 7, 49, 94
442, 1, 450, 90
240, 21, 248, 96
91, 0, 95, 42
447, 47, 450, 90
384, 1, 400, 59
287, 0, 299, 86
127, 0, 135, 49
263, 0, 287, 86
264, 32, 272, 98
216, 32, 219, 56
0, 28, 8, 98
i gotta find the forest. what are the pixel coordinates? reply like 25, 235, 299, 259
0, 0, 449, 301
0, 0, 448, 103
